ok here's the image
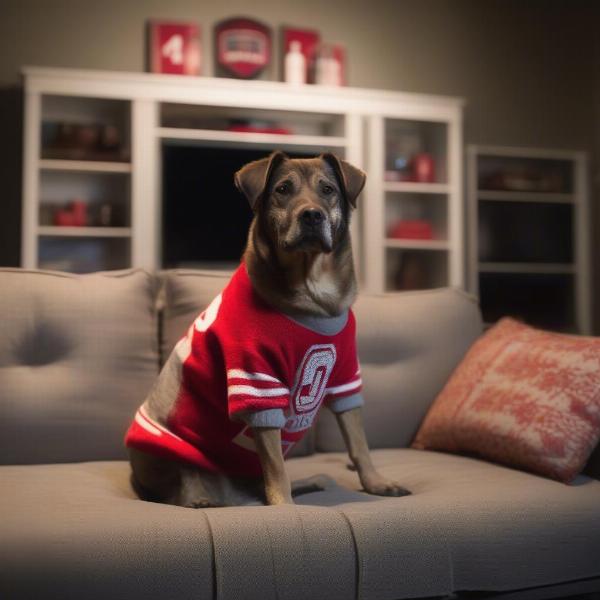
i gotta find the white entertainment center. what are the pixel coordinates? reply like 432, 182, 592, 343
22, 66, 465, 293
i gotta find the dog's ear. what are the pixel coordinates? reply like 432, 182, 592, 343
234, 151, 287, 211
320, 153, 366, 209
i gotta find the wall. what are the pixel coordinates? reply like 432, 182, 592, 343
0, 0, 597, 326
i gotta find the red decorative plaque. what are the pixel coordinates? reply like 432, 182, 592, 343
148, 20, 201, 75
215, 17, 271, 79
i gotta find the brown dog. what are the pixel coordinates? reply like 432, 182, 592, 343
126, 151, 410, 507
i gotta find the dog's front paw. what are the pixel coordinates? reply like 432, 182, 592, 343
362, 475, 411, 497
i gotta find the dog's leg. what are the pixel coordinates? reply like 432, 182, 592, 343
253, 427, 293, 505
129, 447, 228, 507
335, 407, 411, 497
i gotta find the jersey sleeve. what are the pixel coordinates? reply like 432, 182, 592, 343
324, 310, 364, 413
224, 344, 290, 426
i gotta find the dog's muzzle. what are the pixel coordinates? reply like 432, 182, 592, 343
297, 208, 332, 253
282, 207, 333, 253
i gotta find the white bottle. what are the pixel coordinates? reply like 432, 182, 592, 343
315, 48, 328, 85
315, 45, 341, 86
327, 54, 342, 86
285, 41, 306, 85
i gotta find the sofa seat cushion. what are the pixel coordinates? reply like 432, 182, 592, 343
2, 449, 599, 600
0, 461, 215, 600
287, 449, 600, 595
0, 461, 356, 600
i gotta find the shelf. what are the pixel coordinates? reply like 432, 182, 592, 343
385, 247, 448, 291
384, 182, 450, 194
158, 127, 346, 150
478, 262, 575, 274
477, 190, 574, 203
38, 236, 131, 273
160, 102, 346, 137
38, 226, 132, 238
39, 159, 132, 173
385, 238, 448, 250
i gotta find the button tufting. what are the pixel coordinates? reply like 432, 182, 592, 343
15, 321, 72, 366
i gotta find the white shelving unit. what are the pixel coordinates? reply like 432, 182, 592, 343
364, 110, 463, 292
22, 67, 464, 291
467, 145, 590, 334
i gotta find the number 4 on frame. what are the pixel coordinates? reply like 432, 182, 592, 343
147, 20, 202, 76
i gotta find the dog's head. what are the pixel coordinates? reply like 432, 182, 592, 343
235, 152, 366, 255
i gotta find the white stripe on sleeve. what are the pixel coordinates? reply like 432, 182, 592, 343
227, 369, 282, 384
325, 377, 363, 396
227, 385, 290, 398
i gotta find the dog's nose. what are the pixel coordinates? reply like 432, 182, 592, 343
301, 208, 325, 227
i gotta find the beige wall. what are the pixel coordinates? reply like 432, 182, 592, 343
0, 0, 597, 326
1, 0, 595, 147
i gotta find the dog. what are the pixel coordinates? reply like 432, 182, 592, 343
126, 151, 410, 507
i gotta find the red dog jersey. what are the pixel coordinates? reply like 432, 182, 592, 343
125, 263, 363, 477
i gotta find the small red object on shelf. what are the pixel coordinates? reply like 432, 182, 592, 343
227, 124, 292, 135
54, 210, 75, 226
388, 220, 434, 240
53, 200, 87, 227
410, 153, 435, 183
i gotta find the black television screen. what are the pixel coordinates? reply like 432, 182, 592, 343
161, 144, 314, 268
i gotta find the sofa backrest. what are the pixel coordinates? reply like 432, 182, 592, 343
160, 269, 231, 366
0, 268, 159, 465
315, 288, 483, 451
160, 271, 483, 453
0, 267, 483, 465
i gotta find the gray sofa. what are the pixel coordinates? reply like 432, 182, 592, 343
1, 267, 600, 600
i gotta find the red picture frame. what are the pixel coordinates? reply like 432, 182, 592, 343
147, 20, 202, 76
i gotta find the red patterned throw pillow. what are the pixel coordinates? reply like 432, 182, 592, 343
412, 318, 600, 482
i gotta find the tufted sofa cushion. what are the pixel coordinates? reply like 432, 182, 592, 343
0, 268, 159, 465
316, 288, 483, 452
159, 269, 231, 365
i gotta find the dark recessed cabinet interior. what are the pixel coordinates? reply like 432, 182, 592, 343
470, 148, 587, 333
478, 201, 573, 264
479, 272, 575, 331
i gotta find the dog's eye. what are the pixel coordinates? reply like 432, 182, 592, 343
321, 184, 334, 195
275, 181, 291, 195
